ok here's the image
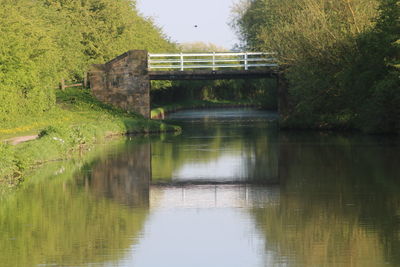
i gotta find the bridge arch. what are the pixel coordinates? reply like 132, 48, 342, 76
89, 50, 287, 118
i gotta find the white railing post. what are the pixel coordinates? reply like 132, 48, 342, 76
244, 52, 248, 70
212, 52, 216, 71
180, 53, 184, 71
147, 52, 278, 70
148, 54, 151, 69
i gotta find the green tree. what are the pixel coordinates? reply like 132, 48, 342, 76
0, 0, 59, 123
0, 0, 176, 125
349, 0, 400, 132
232, 0, 399, 133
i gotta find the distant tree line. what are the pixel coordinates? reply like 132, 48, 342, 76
232, 0, 399, 133
0, 0, 176, 123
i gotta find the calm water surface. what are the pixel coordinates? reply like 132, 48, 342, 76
1, 108, 399, 267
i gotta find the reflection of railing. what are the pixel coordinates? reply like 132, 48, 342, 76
148, 52, 278, 71
150, 185, 280, 209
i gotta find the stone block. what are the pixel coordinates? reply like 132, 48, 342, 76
89, 50, 150, 118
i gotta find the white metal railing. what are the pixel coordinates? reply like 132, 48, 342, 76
148, 52, 278, 71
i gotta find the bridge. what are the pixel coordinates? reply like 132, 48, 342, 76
148, 52, 278, 80
89, 50, 287, 118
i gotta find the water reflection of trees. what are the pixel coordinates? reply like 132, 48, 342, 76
152, 118, 279, 184
0, 141, 150, 267
251, 132, 400, 266
76, 142, 151, 207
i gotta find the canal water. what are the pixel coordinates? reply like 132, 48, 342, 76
1, 108, 399, 267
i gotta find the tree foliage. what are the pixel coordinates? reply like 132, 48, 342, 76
232, 0, 399, 133
350, 0, 400, 132
0, 0, 176, 125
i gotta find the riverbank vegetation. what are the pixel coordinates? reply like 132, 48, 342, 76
0, 0, 180, 186
0, 0, 175, 129
0, 87, 179, 190
232, 0, 399, 133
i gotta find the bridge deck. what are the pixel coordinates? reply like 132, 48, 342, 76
148, 69, 278, 80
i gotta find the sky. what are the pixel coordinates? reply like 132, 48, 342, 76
136, 0, 240, 50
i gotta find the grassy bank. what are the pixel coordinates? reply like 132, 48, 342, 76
0, 88, 180, 189
150, 99, 259, 119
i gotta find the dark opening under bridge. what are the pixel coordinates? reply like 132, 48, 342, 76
89, 50, 287, 118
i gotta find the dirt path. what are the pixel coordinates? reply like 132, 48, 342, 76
4, 135, 39, 145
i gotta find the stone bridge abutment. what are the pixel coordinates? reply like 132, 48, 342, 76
88, 50, 288, 118
89, 50, 150, 118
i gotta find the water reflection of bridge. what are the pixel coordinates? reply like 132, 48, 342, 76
84, 140, 280, 208
77, 131, 400, 267
150, 185, 279, 209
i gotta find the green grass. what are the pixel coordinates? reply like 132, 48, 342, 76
0, 87, 180, 189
